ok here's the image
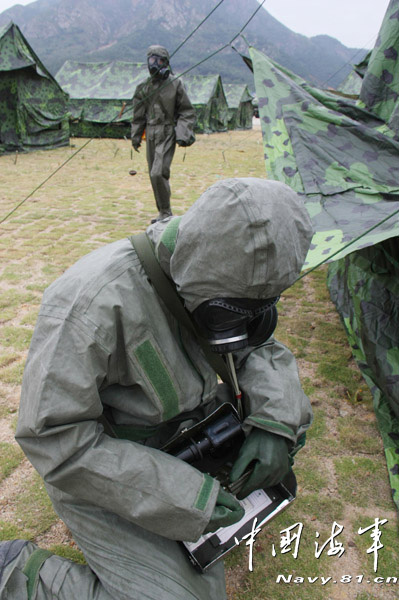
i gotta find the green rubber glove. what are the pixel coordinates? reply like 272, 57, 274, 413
230, 428, 290, 499
204, 487, 245, 534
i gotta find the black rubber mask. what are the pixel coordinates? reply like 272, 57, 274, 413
147, 54, 170, 80
193, 297, 279, 353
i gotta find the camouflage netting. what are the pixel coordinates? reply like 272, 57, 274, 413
250, 0, 399, 509
0, 21, 69, 153
223, 83, 253, 130
56, 60, 148, 138
179, 74, 228, 133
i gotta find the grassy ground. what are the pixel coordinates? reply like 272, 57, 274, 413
0, 128, 398, 599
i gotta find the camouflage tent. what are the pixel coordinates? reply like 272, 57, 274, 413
179, 74, 228, 133
337, 51, 371, 97
0, 21, 69, 154
249, 0, 399, 509
56, 60, 148, 138
337, 69, 363, 96
223, 82, 253, 130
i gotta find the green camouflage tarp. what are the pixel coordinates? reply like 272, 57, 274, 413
179, 74, 228, 133
250, 47, 399, 271
250, 0, 399, 510
359, 6, 399, 133
337, 51, 371, 97
327, 240, 399, 509
0, 21, 69, 153
55, 60, 148, 138
337, 69, 363, 96
223, 82, 253, 130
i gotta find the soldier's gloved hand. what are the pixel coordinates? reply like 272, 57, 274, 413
176, 139, 188, 147
230, 429, 290, 500
132, 143, 141, 152
203, 487, 244, 533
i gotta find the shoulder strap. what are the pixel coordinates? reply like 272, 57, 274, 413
129, 232, 231, 383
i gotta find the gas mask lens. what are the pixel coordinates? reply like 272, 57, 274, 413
193, 297, 279, 354
148, 55, 165, 67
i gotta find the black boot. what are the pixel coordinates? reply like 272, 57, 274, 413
150, 209, 173, 224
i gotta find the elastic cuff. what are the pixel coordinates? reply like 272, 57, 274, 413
245, 416, 295, 440
194, 473, 216, 511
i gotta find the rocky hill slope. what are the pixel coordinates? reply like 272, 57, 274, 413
0, 0, 365, 88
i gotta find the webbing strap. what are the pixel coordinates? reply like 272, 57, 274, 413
22, 549, 53, 600
129, 232, 231, 384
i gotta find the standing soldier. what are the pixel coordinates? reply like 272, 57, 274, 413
131, 45, 196, 223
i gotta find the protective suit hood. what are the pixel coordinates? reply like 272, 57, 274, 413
152, 178, 313, 312
147, 45, 170, 61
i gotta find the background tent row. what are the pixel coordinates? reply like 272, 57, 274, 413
248, 0, 399, 509
0, 21, 69, 154
179, 73, 229, 133
223, 82, 254, 130
55, 60, 148, 138
55, 63, 255, 138
179, 74, 253, 133
0, 22, 255, 149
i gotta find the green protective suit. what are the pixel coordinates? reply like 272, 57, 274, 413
11, 178, 313, 599
131, 46, 196, 215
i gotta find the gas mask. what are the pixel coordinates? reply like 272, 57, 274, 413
192, 297, 279, 354
147, 54, 171, 80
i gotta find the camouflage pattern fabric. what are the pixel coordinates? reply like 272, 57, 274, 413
249, 46, 399, 271
337, 70, 363, 96
223, 83, 253, 130
0, 22, 69, 153
56, 60, 147, 138
70, 121, 131, 139
179, 74, 228, 133
250, 0, 399, 510
327, 240, 399, 510
338, 49, 372, 97
328, 1, 399, 508
359, 0, 399, 133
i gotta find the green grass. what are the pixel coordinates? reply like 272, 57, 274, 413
49, 544, 86, 564
355, 515, 399, 580
1, 326, 33, 350
0, 443, 24, 482
0, 132, 397, 598
294, 455, 329, 493
335, 457, 393, 510
337, 417, 382, 455
0, 521, 23, 541
14, 472, 58, 538
0, 359, 26, 385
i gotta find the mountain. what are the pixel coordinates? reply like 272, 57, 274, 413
0, 0, 366, 88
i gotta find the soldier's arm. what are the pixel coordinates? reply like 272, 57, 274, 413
131, 83, 147, 147
16, 309, 219, 542
235, 337, 313, 453
174, 79, 196, 146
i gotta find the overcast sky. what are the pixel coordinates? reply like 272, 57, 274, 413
0, 0, 34, 11
261, 0, 391, 49
0, 0, 392, 50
